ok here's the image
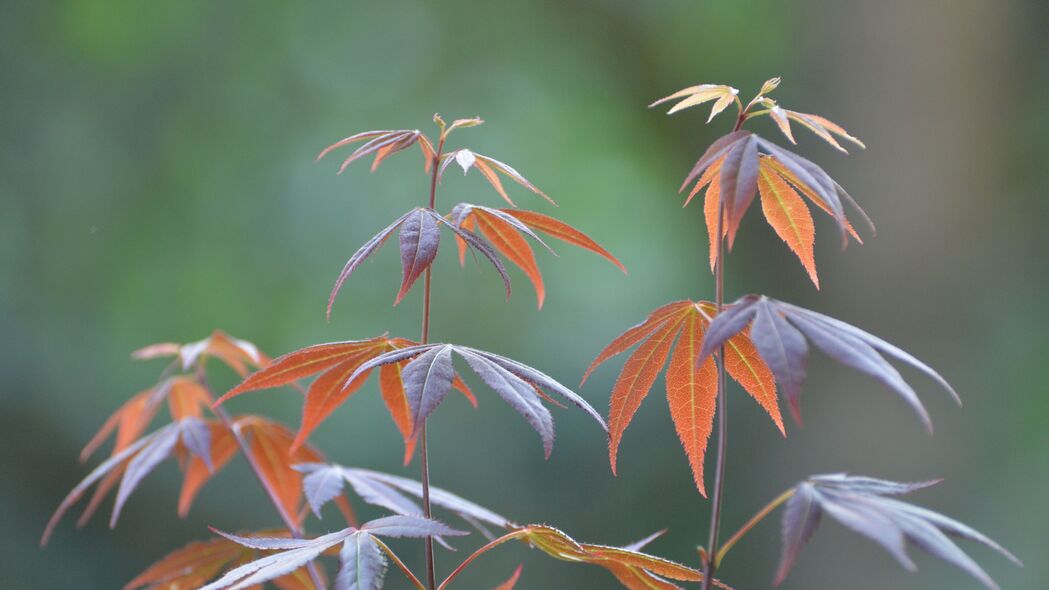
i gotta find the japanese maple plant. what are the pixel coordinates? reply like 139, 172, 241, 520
42, 80, 1021, 590
42, 115, 720, 590
582, 77, 1022, 589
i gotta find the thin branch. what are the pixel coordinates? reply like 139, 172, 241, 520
438, 530, 528, 590
375, 537, 427, 590
715, 488, 795, 567
420, 134, 446, 590
197, 366, 328, 590
701, 111, 747, 590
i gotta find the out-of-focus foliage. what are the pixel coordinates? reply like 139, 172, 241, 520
3, 1, 1047, 588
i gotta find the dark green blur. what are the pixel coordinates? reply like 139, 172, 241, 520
2, 1, 1046, 588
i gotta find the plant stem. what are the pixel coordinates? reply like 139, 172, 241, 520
437, 530, 527, 590
419, 135, 446, 590
701, 112, 746, 590
714, 488, 795, 567
701, 197, 727, 590
198, 368, 327, 590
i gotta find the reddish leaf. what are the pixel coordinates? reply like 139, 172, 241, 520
379, 362, 417, 464
395, 208, 442, 305
179, 423, 239, 517
292, 353, 375, 451
582, 301, 693, 385
758, 156, 819, 287
237, 418, 323, 526
504, 209, 626, 273
608, 313, 687, 473
80, 389, 158, 463
317, 129, 431, 174
124, 537, 251, 590
587, 301, 786, 489
217, 337, 388, 405
327, 211, 413, 320
167, 377, 213, 421
472, 209, 545, 308
698, 295, 959, 432
665, 311, 718, 496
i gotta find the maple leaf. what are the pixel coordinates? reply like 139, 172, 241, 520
346, 343, 607, 458
649, 84, 740, 122
440, 524, 733, 590
764, 104, 866, 153
202, 516, 467, 590
317, 129, 436, 175
679, 131, 875, 269
233, 417, 328, 526
216, 336, 477, 459
439, 148, 556, 206
294, 463, 509, 535
43, 418, 219, 545
775, 474, 1021, 589
133, 330, 267, 377
583, 300, 783, 495
125, 534, 322, 590
450, 203, 626, 308
697, 295, 960, 432
326, 207, 510, 318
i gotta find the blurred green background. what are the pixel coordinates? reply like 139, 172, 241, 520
3, 1, 1047, 588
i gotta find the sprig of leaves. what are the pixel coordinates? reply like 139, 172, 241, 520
202, 516, 467, 590
215, 336, 477, 461
325, 207, 510, 318
439, 148, 555, 206
345, 343, 607, 458
294, 463, 509, 533
776, 474, 1021, 589
697, 295, 960, 432
451, 203, 626, 307
441, 524, 734, 590
583, 300, 783, 495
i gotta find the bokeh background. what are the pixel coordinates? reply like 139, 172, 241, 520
2, 1, 1047, 588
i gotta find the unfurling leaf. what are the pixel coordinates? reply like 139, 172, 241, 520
585, 300, 782, 495
204, 517, 465, 590
345, 343, 605, 457
515, 525, 734, 590
650, 84, 739, 122
775, 474, 1021, 589
132, 330, 267, 376
681, 131, 873, 254
767, 108, 866, 153
439, 149, 556, 206
698, 295, 960, 432
317, 129, 433, 174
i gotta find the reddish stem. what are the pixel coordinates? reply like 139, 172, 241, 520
419, 134, 446, 590
701, 112, 746, 590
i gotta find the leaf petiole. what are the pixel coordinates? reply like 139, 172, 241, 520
714, 487, 796, 567
375, 537, 427, 590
